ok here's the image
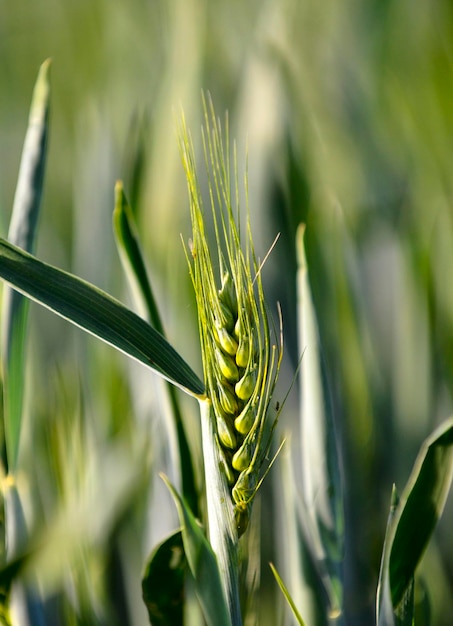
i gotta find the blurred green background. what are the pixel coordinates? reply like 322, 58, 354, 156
1, 0, 453, 624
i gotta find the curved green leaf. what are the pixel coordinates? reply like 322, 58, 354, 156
142, 530, 186, 626
389, 418, 453, 609
162, 474, 232, 626
0, 238, 205, 398
113, 181, 199, 515
377, 418, 453, 624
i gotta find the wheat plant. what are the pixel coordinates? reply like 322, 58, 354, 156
0, 60, 453, 626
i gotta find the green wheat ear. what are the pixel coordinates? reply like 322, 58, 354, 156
179, 95, 283, 537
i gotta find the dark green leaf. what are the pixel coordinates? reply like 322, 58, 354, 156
142, 530, 186, 626
0, 238, 205, 398
388, 419, 453, 612
394, 580, 414, 626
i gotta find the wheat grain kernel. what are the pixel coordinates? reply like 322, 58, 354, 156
216, 413, 237, 449
234, 405, 255, 435
217, 382, 239, 415
216, 326, 239, 356
235, 370, 256, 401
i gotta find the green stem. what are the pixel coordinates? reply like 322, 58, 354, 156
199, 398, 242, 626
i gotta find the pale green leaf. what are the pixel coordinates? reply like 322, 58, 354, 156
376, 486, 398, 626
1, 59, 51, 471
296, 223, 344, 615
269, 563, 307, 626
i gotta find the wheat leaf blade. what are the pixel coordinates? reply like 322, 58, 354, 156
388, 418, 453, 610
1, 59, 51, 472
296, 224, 344, 616
0, 238, 205, 397
113, 181, 199, 514
113, 180, 164, 334
376, 486, 399, 626
269, 563, 307, 626
142, 530, 186, 626
162, 475, 232, 626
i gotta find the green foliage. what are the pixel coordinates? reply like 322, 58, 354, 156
0, 238, 204, 398
1, 3, 453, 624
269, 563, 307, 626
389, 421, 453, 609
162, 475, 232, 626
142, 530, 186, 626
1, 59, 50, 473
113, 181, 164, 335
113, 180, 199, 515
296, 223, 344, 621
377, 419, 453, 625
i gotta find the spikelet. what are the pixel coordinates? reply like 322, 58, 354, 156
179, 96, 283, 537
215, 325, 238, 356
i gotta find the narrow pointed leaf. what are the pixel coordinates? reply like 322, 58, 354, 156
142, 530, 186, 626
161, 474, 232, 626
1, 59, 51, 471
388, 418, 453, 610
296, 224, 344, 614
122, 111, 148, 213
376, 486, 398, 626
113, 181, 199, 515
0, 238, 205, 398
7, 59, 50, 252
377, 418, 453, 624
279, 441, 321, 626
269, 563, 307, 626
113, 180, 164, 333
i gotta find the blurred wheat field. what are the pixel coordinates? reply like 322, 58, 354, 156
1, 1, 453, 625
